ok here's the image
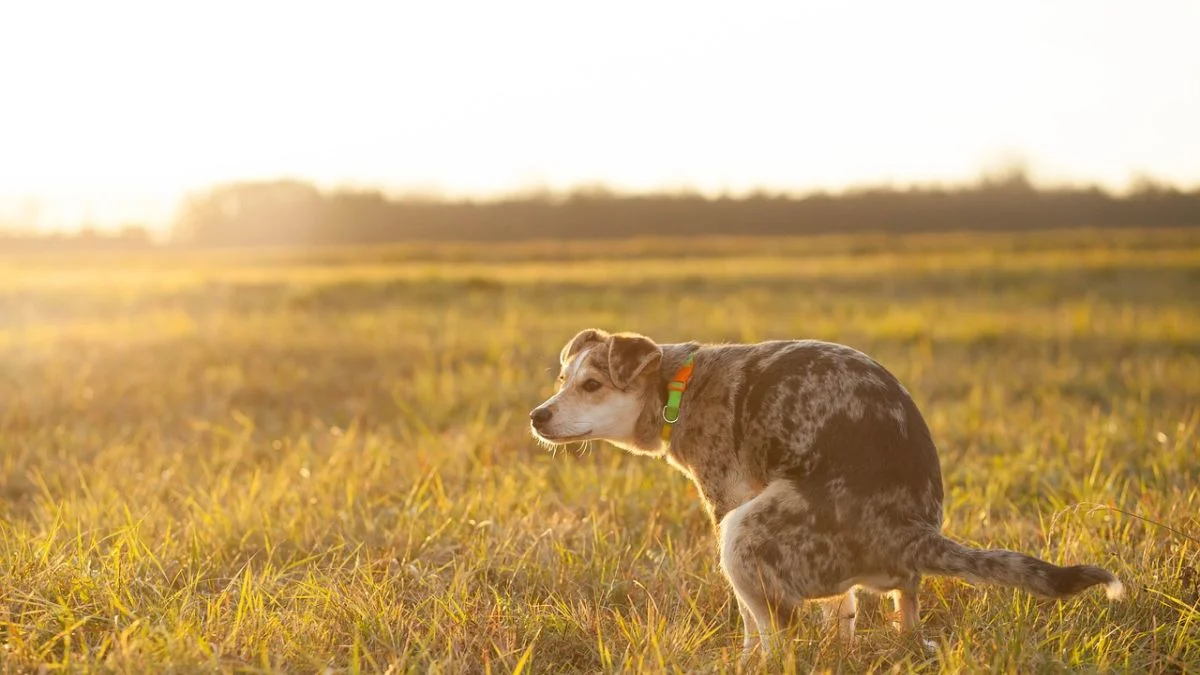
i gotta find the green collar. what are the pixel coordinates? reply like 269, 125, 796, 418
661, 353, 696, 442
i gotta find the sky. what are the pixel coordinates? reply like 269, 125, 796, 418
1, 0, 1198, 231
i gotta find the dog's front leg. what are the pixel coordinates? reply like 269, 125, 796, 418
734, 595, 760, 656
720, 494, 781, 663
818, 590, 858, 643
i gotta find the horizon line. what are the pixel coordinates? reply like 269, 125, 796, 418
4, 166, 1200, 235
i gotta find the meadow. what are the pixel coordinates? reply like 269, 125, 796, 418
1, 228, 1198, 673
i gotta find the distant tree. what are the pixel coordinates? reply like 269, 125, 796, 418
173, 180, 323, 246
1128, 173, 1178, 197
977, 153, 1036, 192
117, 224, 153, 245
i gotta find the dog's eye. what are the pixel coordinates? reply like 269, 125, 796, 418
582, 379, 603, 392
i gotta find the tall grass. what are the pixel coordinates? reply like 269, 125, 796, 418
1, 228, 1197, 673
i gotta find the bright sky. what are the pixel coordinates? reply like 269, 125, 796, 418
1, 0, 1198, 231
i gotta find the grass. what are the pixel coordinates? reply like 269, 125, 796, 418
1, 227, 1198, 673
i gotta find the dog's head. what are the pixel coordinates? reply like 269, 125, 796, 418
529, 328, 664, 452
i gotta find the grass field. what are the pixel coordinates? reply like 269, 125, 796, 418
1, 228, 1198, 673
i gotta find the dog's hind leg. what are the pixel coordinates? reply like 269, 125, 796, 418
888, 576, 936, 652
887, 576, 921, 632
719, 482, 844, 658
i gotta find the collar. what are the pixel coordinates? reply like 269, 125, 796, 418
660, 352, 696, 442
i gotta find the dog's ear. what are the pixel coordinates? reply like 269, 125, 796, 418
560, 328, 609, 365
607, 333, 662, 390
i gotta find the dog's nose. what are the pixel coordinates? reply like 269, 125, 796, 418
530, 407, 553, 425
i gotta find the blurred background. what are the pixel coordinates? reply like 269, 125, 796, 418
2, 0, 1198, 247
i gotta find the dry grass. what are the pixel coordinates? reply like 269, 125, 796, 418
1, 228, 1198, 673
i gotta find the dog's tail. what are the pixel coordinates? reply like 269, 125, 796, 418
911, 529, 1124, 600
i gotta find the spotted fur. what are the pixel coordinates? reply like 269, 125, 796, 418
530, 329, 1124, 657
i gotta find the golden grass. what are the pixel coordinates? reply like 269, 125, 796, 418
1, 228, 1198, 673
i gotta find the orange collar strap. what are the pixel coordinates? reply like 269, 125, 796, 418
661, 353, 696, 442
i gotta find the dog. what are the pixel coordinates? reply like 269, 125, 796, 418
529, 328, 1124, 657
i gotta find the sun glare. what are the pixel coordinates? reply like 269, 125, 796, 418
1, 0, 1198, 231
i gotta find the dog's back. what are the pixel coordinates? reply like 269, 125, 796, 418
668, 340, 942, 525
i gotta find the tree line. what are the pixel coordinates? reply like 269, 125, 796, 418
171, 172, 1200, 248
0, 226, 154, 253
4, 170, 1199, 251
